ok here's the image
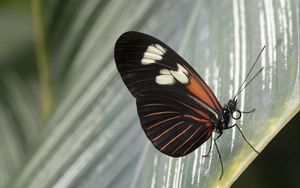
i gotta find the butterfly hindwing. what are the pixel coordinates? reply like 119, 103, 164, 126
137, 89, 214, 157
114, 31, 222, 157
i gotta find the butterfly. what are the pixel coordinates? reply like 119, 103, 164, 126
114, 31, 264, 179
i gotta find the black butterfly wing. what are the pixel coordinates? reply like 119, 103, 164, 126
114, 31, 222, 157
136, 88, 214, 157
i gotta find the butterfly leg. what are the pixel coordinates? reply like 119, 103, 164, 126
203, 131, 223, 157
214, 138, 224, 180
202, 136, 213, 157
227, 123, 237, 129
235, 124, 260, 154
215, 132, 222, 140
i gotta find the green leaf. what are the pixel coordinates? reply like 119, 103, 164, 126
0, 0, 298, 188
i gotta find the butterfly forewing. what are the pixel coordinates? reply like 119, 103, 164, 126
114, 31, 222, 157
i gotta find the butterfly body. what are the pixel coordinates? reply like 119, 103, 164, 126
217, 99, 239, 132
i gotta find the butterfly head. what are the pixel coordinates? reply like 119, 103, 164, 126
222, 99, 237, 114
227, 99, 237, 112
225, 99, 242, 121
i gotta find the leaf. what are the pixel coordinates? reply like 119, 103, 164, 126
0, 0, 298, 188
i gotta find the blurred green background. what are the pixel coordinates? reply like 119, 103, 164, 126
0, 0, 298, 188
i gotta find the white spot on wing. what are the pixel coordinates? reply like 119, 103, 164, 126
160, 69, 171, 75
144, 52, 163, 60
156, 63, 189, 85
141, 58, 155, 65
155, 75, 175, 85
147, 45, 164, 55
170, 70, 189, 84
177, 64, 188, 75
155, 44, 167, 53
141, 44, 167, 65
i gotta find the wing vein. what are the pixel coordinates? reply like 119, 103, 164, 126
172, 126, 201, 155
143, 111, 179, 117
183, 126, 211, 155
146, 115, 182, 130
152, 121, 184, 141
161, 124, 193, 151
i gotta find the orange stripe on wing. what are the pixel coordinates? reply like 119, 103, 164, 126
161, 124, 192, 151
172, 126, 201, 155
187, 76, 216, 110
183, 129, 210, 155
183, 114, 210, 123
198, 78, 222, 112
152, 121, 184, 141
171, 98, 210, 120
192, 107, 211, 120
147, 115, 181, 130
144, 111, 179, 118
185, 64, 222, 112
183, 122, 213, 155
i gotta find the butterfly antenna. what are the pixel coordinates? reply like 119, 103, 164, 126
233, 45, 266, 100
234, 67, 264, 98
